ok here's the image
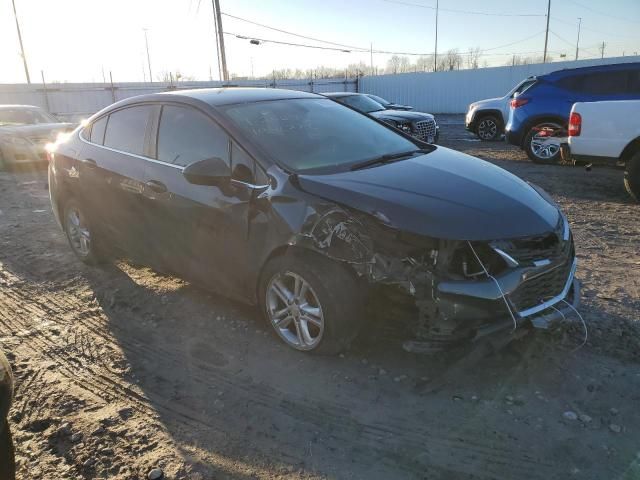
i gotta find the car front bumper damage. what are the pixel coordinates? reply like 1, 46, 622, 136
293, 206, 581, 353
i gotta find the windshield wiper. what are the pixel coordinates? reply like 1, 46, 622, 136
349, 149, 429, 171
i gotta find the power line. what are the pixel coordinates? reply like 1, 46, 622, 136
227, 31, 560, 58
382, 0, 544, 17
221, 12, 368, 51
223, 10, 548, 57
550, 16, 639, 40
549, 30, 576, 48
225, 32, 357, 53
564, 0, 638, 24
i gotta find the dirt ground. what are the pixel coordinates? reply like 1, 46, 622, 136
1, 117, 639, 480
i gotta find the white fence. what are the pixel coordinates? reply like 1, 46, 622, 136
360, 56, 640, 114
0, 78, 357, 122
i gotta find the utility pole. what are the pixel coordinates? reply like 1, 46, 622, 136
11, 0, 30, 83
143, 29, 153, 82
434, 0, 439, 72
575, 17, 581, 61
599, 41, 606, 59
543, 0, 551, 63
212, 0, 228, 82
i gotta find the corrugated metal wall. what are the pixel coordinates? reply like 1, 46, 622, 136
0, 78, 356, 121
360, 56, 640, 114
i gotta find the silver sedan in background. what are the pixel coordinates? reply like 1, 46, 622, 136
0, 105, 74, 169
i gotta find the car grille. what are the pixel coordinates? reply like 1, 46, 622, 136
492, 222, 571, 266
508, 251, 574, 313
412, 119, 437, 142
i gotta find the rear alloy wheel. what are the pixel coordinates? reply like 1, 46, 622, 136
624, 150, 640, 201
63, 199, 107, 265
476, 116, 501, 141
525, 122, 563, 164
260, 252, 364, 355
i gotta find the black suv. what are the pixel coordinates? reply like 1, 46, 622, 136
325, 92, 439, 144
49, 88, 579, 354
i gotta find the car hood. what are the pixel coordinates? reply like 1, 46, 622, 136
370, 109, 434, 123
469, 97, 503, 109
0, 122, 74, 139
296, 147, 560, 241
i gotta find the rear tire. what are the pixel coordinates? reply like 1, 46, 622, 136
624, 150, 640, 202
524, 122, 563, 164
63, 198, 108, 265
475, 115, 501, 141
259, 251, 365, 355
0, 421, 15, 480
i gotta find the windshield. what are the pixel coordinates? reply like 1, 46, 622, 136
0, 108, 58, 126
335, 94, 385, 113
367, 94, 390, 107
221, 98, 418, 174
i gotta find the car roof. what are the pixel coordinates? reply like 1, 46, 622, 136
323, 92, 359, 98
161, 87, 321, 106
0, 104, 44, 110
542, 62, 640, 81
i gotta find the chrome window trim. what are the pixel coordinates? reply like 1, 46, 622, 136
517, 257, 578, 318
78, 132, 184, 170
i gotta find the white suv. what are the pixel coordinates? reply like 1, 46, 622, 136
465, 77, 537, 141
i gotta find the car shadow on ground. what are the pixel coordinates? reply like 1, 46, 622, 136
58, 258, 635, 479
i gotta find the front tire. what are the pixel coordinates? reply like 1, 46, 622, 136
524, 122, 563, 164
475, 115, 501, 141
259, 251, 364, 355
63, 198, 108, 265
0, 421, 15, 480
624, 150, 640, 201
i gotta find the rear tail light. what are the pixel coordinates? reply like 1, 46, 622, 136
568, 112, 581, 137
510, 97, 530, 108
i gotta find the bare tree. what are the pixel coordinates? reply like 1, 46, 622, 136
386, 55, 411, 74
466, 47, 482, 69
415, 55, 435, 72
438, 49, 462, 71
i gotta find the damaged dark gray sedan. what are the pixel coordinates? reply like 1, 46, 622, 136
48, 88, 580, 354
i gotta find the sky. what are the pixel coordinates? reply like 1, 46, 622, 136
0, 0, 639, 83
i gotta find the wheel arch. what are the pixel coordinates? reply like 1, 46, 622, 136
620, 136, 640, 164
474, 109, 504, 126
521, 115, 566, 147
254, 244, 363, 306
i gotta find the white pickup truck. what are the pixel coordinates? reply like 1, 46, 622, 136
561, 100, 640, 201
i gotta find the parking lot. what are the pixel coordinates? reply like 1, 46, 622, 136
1, 118, 639, 479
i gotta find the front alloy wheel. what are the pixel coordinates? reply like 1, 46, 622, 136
266, 271, 325, 350
476, 116, 500, 141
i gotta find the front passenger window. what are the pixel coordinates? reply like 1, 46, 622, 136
157, 105, 230, 167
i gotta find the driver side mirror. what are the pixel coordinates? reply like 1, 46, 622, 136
183, 157, 231, 186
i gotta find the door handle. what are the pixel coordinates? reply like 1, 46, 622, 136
145, 180, 168, 194
82, 158, 97, 168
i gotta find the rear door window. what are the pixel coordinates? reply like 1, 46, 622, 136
580, 71, 630, 95
103, 105, 153, 156
89, 116, 108, 145
629, 71, 640, 93
156, 105, 229, 167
